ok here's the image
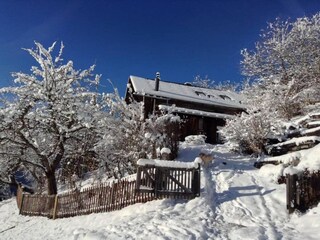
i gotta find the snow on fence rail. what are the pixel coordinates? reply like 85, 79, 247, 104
16, 160, 201, 219
286, 171, 320, 213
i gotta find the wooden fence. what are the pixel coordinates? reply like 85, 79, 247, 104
286, 171, 320, 213
17, 161, 201, 219
17, 180, 155, 219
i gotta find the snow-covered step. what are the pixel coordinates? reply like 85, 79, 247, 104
293, 112, 320, 128
300, 126, 320, 137
266, 136, 320, 156
305, 121, 320, 129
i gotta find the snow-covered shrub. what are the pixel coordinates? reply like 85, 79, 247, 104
220, 108, 281, 155
145, 110, 181, 160
184, 135, 207, 145
160, 148, 171, 160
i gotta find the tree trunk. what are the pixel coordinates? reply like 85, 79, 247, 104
46, 170, 57, 195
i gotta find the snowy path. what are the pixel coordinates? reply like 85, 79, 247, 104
204, 145, 311, 240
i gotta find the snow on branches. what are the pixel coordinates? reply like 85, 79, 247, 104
0, 42, 103, 194
222, 13, 320, 154
96, 90, 182, 179
0, 42, 184, 194
241, 13, 320, 119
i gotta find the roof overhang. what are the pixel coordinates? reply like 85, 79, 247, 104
158, 105, 236, 120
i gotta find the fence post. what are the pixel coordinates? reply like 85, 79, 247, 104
16, 185, 22, 209
191, 164, 201, 197
110, 182, 116, 208
197, 164, 201, 196
286, 174, 297, 214
136, 167, 141, 194
154, 167, 162, 198
52, 195, 59, 220
19, 193, 25, 215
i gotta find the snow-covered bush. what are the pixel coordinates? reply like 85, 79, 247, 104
221, 110, 279, 155
184, 135, 206, 145
145, 110, 181, 160
221, 81, 283, 154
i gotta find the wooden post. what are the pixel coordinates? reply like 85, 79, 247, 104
155, 167, 162, 198
192, 164, 201, 197
52, 195, 59, 220
110, 182, 116, 209
19, 193, 25, 215
286, 174, 297, 214
286, 174, 292, 213
136, 167, 141, 194
16, 185, 22, 209
197, 164, 201, 196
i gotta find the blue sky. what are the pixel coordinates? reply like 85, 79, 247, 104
0, 0, 319, 95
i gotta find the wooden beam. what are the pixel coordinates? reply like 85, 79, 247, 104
165, 172, 191, 193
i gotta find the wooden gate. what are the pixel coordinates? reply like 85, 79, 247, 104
286, 171, 320, 213
136, 159, 201, 199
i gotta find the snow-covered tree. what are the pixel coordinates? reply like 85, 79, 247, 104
192, 75, 214, 88
192, 75, 239, 91
241, 13, 320, 119
96, 90, 182, 179
96, 90, 146, 179
0, 42, 103, 194
221, 13, 320, 154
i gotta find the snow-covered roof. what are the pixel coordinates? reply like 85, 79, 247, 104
158, 105, 235, 119
128, 76, 245, 110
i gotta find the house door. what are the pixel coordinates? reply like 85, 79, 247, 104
204, 118, 217, 144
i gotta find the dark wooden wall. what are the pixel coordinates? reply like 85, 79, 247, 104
179, 115, 225, 144
126, 93, 237, 144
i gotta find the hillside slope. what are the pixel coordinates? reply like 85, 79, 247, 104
0, 143, 319, 240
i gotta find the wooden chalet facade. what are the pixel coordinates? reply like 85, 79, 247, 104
125, 74, 245, 144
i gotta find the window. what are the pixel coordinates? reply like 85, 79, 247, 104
207, 94, 216, 99
219, 95, 232, 100
195, 91, 206, 97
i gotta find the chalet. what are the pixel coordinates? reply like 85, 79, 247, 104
125, 73, 246, 144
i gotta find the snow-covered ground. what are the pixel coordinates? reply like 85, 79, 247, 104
1, 143, 320, 240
